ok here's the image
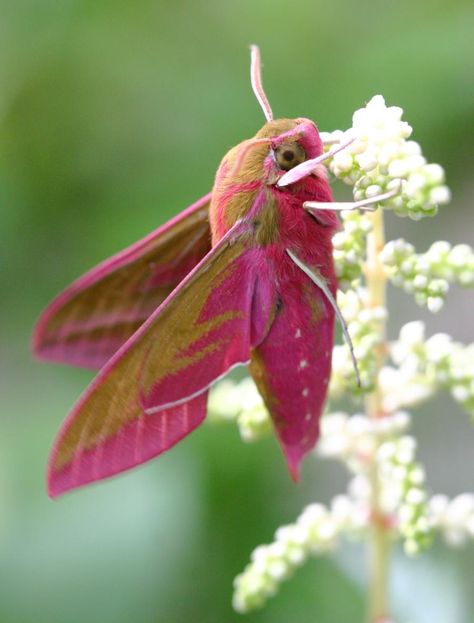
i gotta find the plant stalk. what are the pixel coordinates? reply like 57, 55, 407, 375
365, 206, 391, 623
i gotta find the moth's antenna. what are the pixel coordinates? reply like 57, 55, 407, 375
286, 248, 361, 388
250, 45, 273, 123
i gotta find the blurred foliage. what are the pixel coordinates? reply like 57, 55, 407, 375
0, 1, 473, 622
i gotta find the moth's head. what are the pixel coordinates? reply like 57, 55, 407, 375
255, 117, 323, 177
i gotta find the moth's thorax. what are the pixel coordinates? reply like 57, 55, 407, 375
209, 117, 334, 244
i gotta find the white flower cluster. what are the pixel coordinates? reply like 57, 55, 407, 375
318, 410, 410, 472
232, 411, 417, 613
321, 95, 451, 219
377, 437, 432, 555
429, 494, 474, 546
445, 345, 474, 418
390, 321, 474, 419
332, 210, 372, 288
233, 500, 361, 613
330, 288, 386, 395
318, 412, 432, 553
381, 239, 474, 312
207, 378, 270, 441
231, 407, 471, 612
378, 365, 436, 414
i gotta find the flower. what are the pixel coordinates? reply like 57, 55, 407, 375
377, 436, 433, 554
318, 410, 410, 473
381, 240, 474, 311
208, 377, 271, 441
429, 494, 474, 546
322, 95, 451, 219
332, 210, 372, 288
390, 322, 474, 419
233, 503, 338, 613
329, 288, 385, 396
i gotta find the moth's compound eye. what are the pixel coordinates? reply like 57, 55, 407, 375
274, 142, 306, 171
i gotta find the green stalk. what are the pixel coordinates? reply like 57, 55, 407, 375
365, 207, 391, 622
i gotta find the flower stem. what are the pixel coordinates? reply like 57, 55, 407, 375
365, 206, 391, 622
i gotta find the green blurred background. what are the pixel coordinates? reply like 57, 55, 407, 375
1, 1, 473, 622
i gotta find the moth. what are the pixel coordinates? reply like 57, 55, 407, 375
34, 46, 386, 497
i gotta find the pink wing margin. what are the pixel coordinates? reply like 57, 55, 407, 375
48, 222, 277, 497
33, 193, 212, 370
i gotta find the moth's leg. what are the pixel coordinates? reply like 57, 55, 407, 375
321, 138, 341, 146
304, 184, 402, 213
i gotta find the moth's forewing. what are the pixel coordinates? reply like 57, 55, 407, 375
249, 253, 335, 481
49, 392, 209, 498
48, 222, 277, 497
33, 193, 212, 370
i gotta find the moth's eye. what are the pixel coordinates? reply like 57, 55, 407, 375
274, 142, 306, 171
